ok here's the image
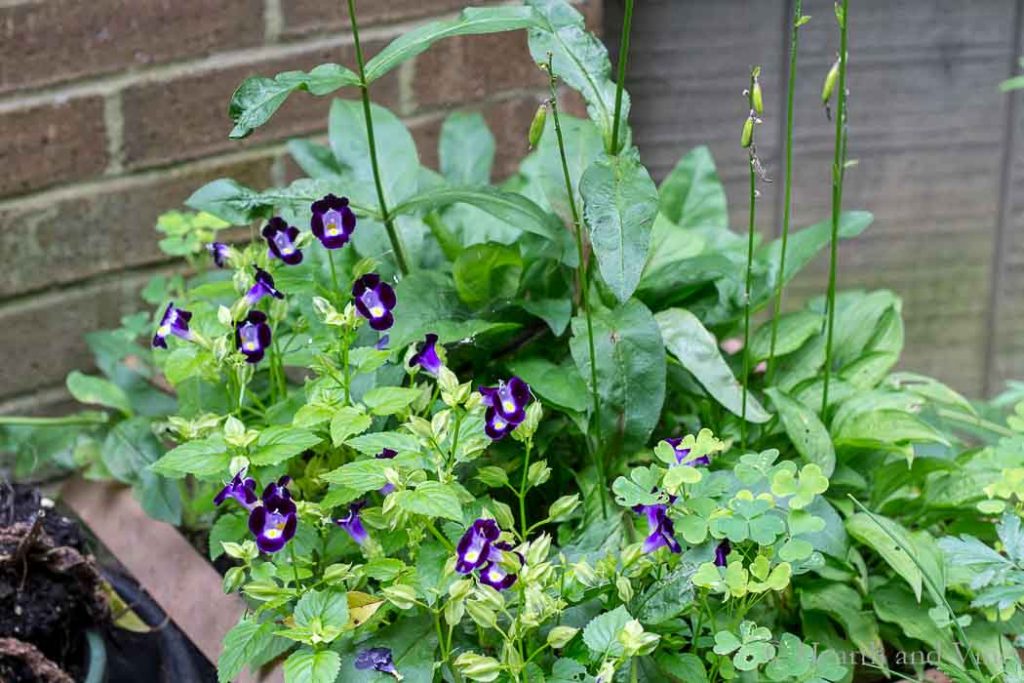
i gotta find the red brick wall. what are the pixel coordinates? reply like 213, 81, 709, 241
0, 0, 601, 414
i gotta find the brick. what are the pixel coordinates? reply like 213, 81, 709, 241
281, 0, 478, 39
0, 272, 157, 400
0, 156, 274, 299
0, 96, 108, 199
120, 40, 398, 170
0, 0, 265, 95
411, 30, 544, 110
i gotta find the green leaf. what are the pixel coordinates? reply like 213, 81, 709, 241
526, 0, 626, 150
66, 370, 131, 416
330, 406, 373, 447
283, 648, 341, 683
362, 387, 423, 416
287, 139, 344, 179
294, 589, 349, 632
218, 617, 278, 683
393, 481, 463, 522
799, 582, 885, 666
658, 146, 727, 229
452, 242, 523, 307
364, 6, 540, 83
330, 99, 419, 206
321, 459, 391, 493
345, 431, 421, 456
103, 418, 182, 525
654, 652, 708, 683
249, 427, 322, 466
765, 388, 836, 477
580, 152, 659, 303
209, 513, 248, 561
439, 111, 495, 185
152, 435, 231, 479
185, 178, 270, 225
846, 512, 923, 601
517, 298, 572, 336
228, 64, 360, 139
749, 310, 821, 363
582, 605, 632, 657
870, 582, 959, 666
632, 564, 695, 625
337, 615, 437, 683
570, 299, 666, 453
834, 409, 949, 451
509, 357, 588, 413
655, 308, 771, 423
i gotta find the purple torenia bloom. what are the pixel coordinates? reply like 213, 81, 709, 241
262, 217, 303, 265
479, 541, 519, 591
455, 518, 501, 574
355, 648, 401, 679
206, 242, 230, 268
352, 273, 397, 331
213, 469, 258, 510
479, 377, 532, 441
714, 539, 731, 567
336, 500, 369, 545
310, 194, 356, 250
376, 448, 397, 494
244, 267, 285, 306
236, 310, 272, 363
636, 504, 681, 555
152, 303, 193, 348
410, 333, 443, 376
247, 476, 297, 553
664, 437, 710, 467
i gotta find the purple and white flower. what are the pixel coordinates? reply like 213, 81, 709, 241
262, 217, 303, 265
152, 303, 193, 349
243, 267, 285, 306
206, 242, 230, 268
355, 647, 402, 680
714, 539, 731, 567
376, 448, 397, 494
409, 333, 443, 376
235, 310, 272, 363
455, 518, 501, 574
664, 437, 710, 467
311, 194, 356, 250
479, 542, 520, 591
247, 476, 297, 553
479, 377, 532, 441
635, 504, 681, 555
352, 273, 397, 331
336, 500, 369, 545
213, 469, 258, 510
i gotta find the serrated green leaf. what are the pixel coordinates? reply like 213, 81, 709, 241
283, 648, 341, 683
393, 481, 463, 522
249, 426, 322, 466
582, 606, 632, 657
362, 386, 423, 416
151, 435, 231, 479
330, 406, 373, 447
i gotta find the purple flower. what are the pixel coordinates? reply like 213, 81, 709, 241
479, 542, 519, 591
714, 539, 731, 567
636, 504, 681, 555
483, 408, 515, 441
410, 333, 443, 376
247, 476, 297, 553
376, 448, 397, 494
236, 310, 272, 363
244, 267, 285, 306
455, 518, 501, 574
213, 469, 258, 510
206, 242, 230, 268
352, 273, 397, 331
262, 217, 303, 265
664, 437, 710, 467
152, 303, 193, 349
311, 194, 356, 250
336, 500, 368, 545
375, 335, 390, 350
355, 647, 401, 679
479, 377, 532, 441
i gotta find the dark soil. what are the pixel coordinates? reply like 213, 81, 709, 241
0, 482, 107, 682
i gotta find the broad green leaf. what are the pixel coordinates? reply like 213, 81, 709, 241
799, 582, 885, 666
871, 582, 960, 667
654, 652, 708, 683
517, 298, 572, 336
152, 435, 231, 479
570, 299, 666, 453
228, 64, 360, 139
337, 615, 437, 683
582, 605, 632, 657
345, 431, 421, 456
452, 242, 523, 307
393, 481, 463, 522
886, 372, 976, 417
66, 370, 131, 416
509, 357, 588, 413
748, 310, 821, 364
321, 459, 391, 493
765, 388, 836, 477
655, 308, 770, 423
330, 99, 419, 206
639, 212, 706, 289
249, 426, 322, 466
185, 178, 271, 225
632, 564, 696, 625
209, 512, 248, 561
294, 589, 349, 632
519, 113, 603, 222
287, 139, 344, 179
658, 146, 727, 229
834, 409, 949, 451
362, 387, 423, 416
218, 617, 278, 683
104, 418, 181, 524
330, 406, 373, 446
580, 152, 659, 303
283, 648, 341, 683
846, 512, 923, 601
439, 111, 495, 185
364, 6, 540, 83
526, 0, 626, 150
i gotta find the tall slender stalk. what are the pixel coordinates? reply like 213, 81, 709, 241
609, 0, 635, 155
345, 0, 411, 276
821, 0, 850, 415
546, 58, 607, 517
740, 67, 763, 447
766, 0, 804, 383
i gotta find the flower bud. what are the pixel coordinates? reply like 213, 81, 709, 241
222, 566, 245, 594
546, 625, 579, 649
449, 578, 473, 602
474, 584, 504, 611
526, 534, 551, 566
476, 466, 509, 488
444, 598, 465, 626
527, 460, 551, 488
616, 575, 634, 603
741, 115, 755, 149
454, 653, 502, 682
382, 584, 418, 610
548, 494, 580, 521
618, 619, 660, 656
571, 560, 597, 587
528, 102, 548, 149
217, 305, 234, 327
492, 501, 516, 531
466, 599, 498, 629
822, 58, 840, 106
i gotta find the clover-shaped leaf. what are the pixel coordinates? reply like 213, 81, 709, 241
748, 561, 792, 594
716, 621, 777, 672
664, 461, 703, 494
693, 562, 727, 593
676, 497, 717, 544
712, 492, 786, 545
779, 539, 814, 562
771, 464, 829, 509
787, 509, 827, 536
612, 466, 665, 508
724, 561, 749, 598
735, 448, 781, 484
713, 630, 742, 655
766, 633, 847, 682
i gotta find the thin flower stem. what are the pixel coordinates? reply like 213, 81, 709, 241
766, 0, 803, 383
546, 57, 607, 517
609, 0, 634, 155
518, 439, 533, 541
0, 414, 110, 427
327, 248, 341, 304
821, 0, 850, 415
741, 152, 757, 448
345, 0, 410, 276
424, 519, 454, 553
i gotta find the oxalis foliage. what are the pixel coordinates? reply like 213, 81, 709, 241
3, 1, 1024, 682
